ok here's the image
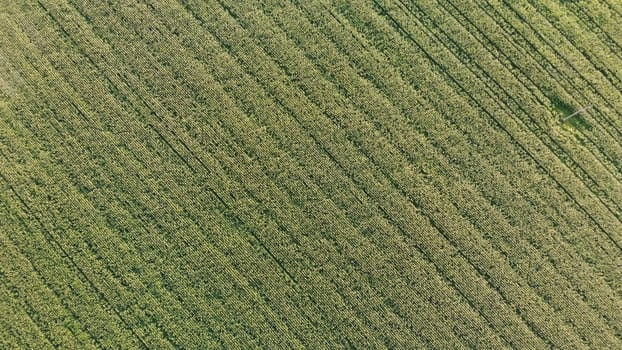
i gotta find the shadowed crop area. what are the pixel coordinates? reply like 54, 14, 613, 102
1, 0, 622, 348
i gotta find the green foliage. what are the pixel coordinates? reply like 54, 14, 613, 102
1, 0, 621, 348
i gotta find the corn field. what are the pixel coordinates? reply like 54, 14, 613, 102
1, 0, 622, 348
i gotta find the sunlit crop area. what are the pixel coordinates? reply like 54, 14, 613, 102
1, 1, 621, 348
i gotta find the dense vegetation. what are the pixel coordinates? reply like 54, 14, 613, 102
1, 0, 621, 348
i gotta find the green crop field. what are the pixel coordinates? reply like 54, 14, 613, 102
1, 0, 622, 348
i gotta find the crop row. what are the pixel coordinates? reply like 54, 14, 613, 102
3, 1, 448, 348
272, 0, 622, 344
2, 5, 291, 348
379, 0, 622, 226
335, 0, 622, 269
184, 0, 622, 347
290, 0, 620, 336
2, 0, 621, 348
